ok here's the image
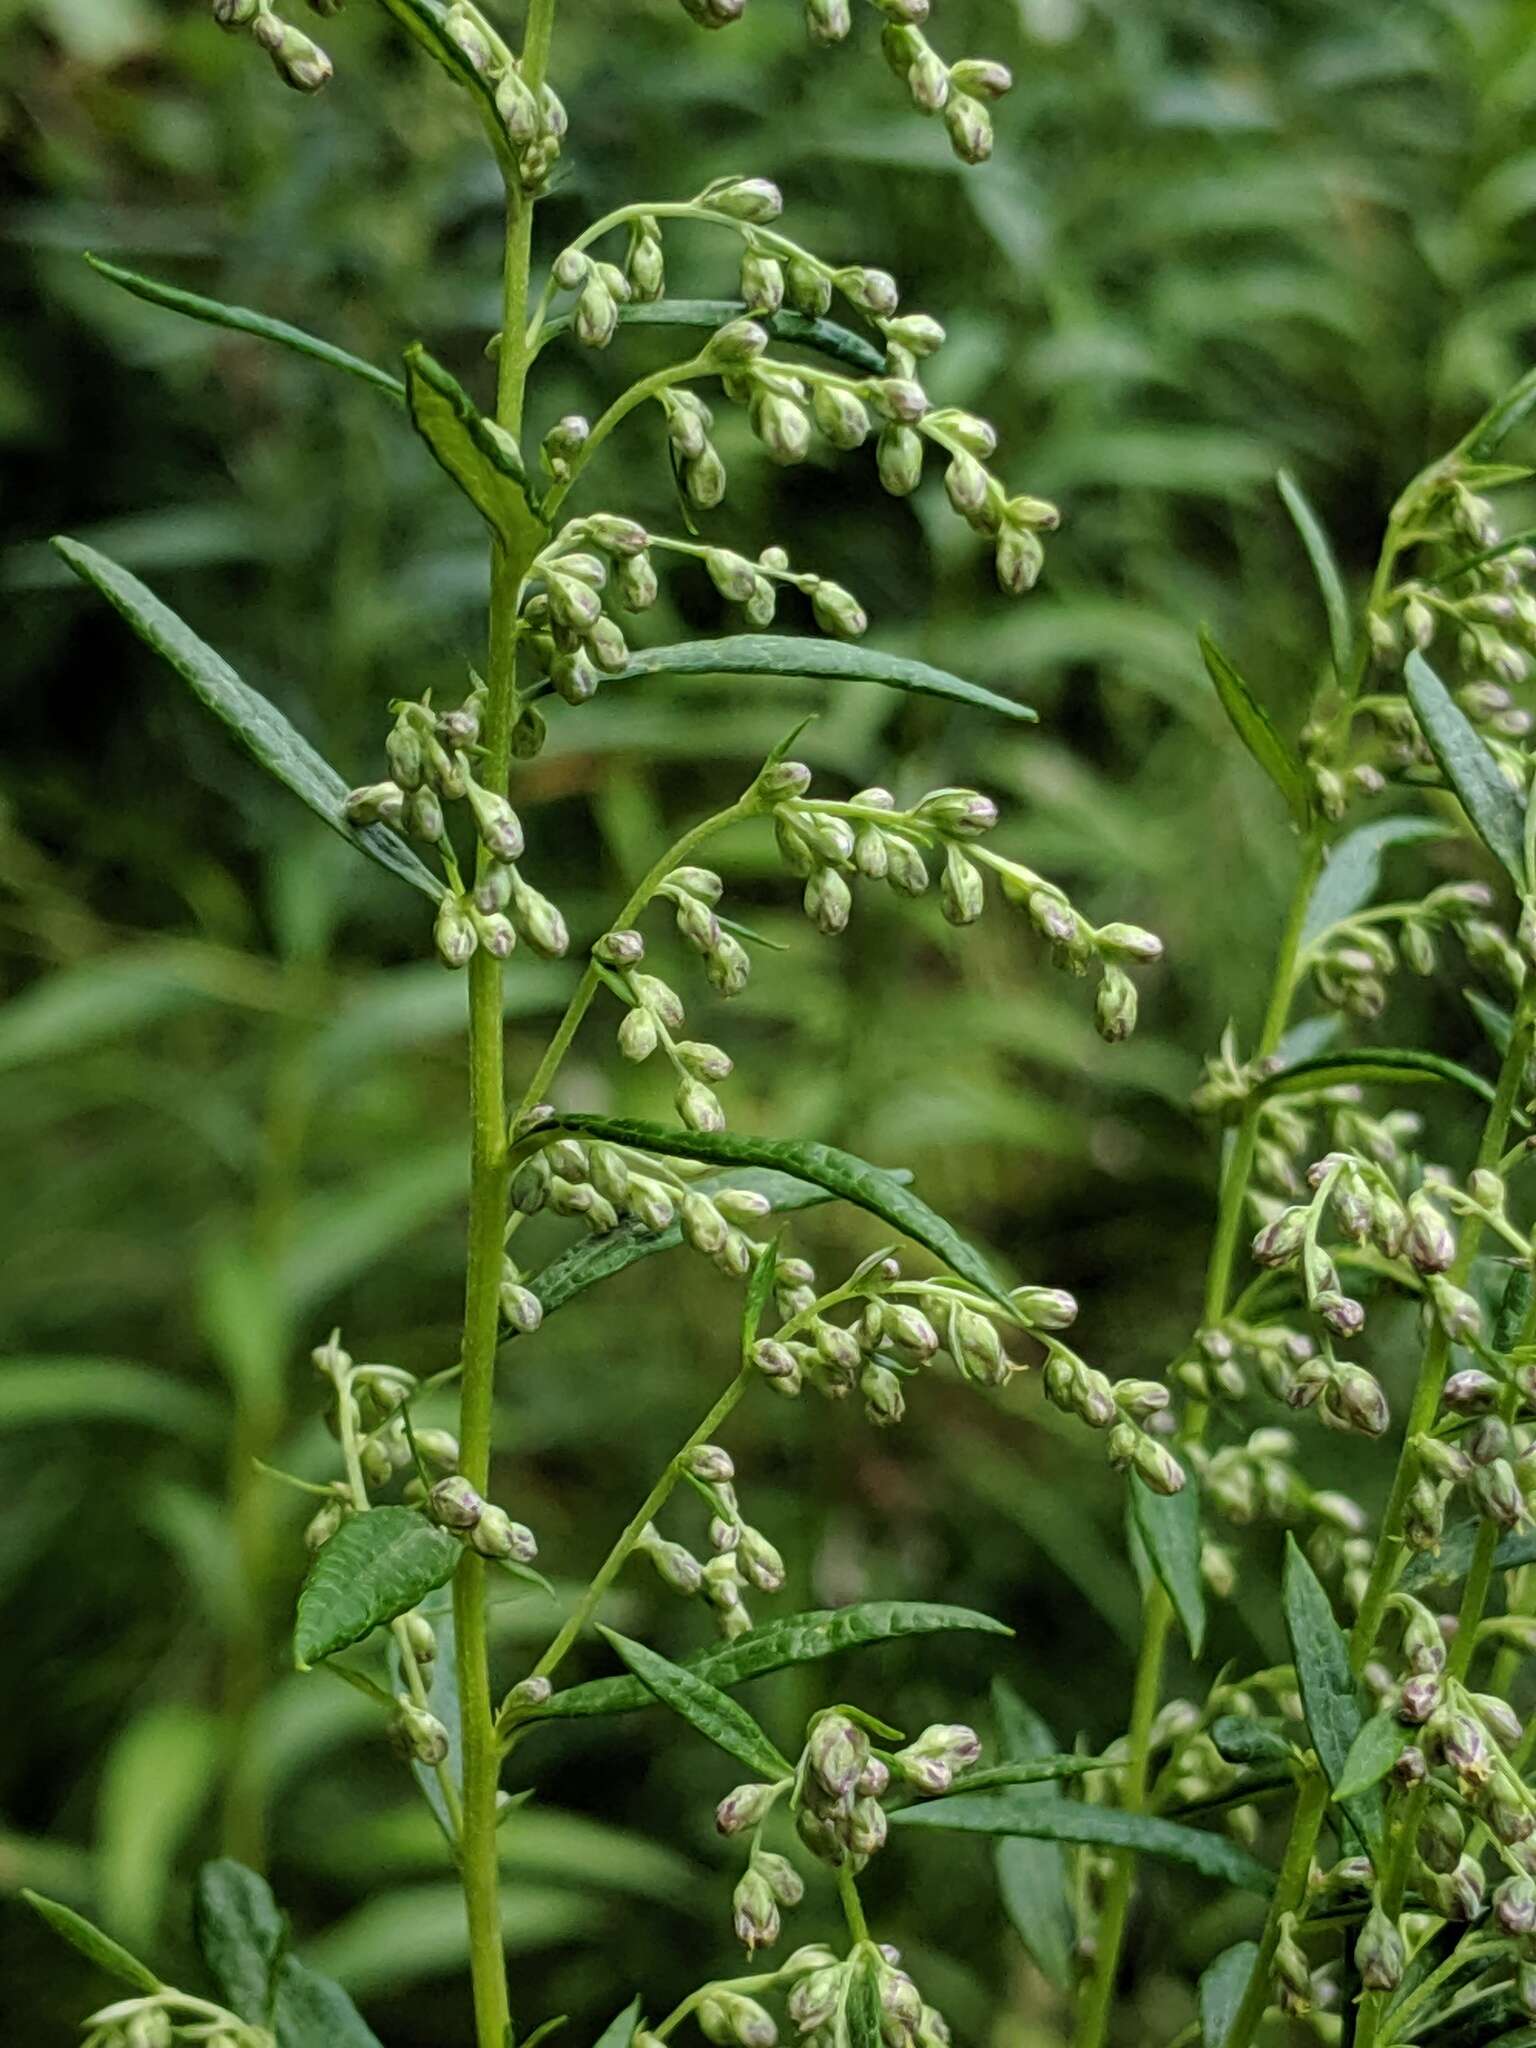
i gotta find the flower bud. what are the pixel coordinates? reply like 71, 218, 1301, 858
835, 265, 899, 316
877, 423, 924, 495
808, 579, 868, 639
470, 1504, 537, 1562
1355, 1905, 1404, 1993
706, 177, 784, 223
428, 1475, 483, 1530
344, 780, 406, 827
807, 1712, 868, 1801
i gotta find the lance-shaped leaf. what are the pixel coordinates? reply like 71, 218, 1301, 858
1282, 1535, 1383, 1853
1208, 1716, 1292, 1768
1200, 628, 1309, 828
1301, 817, 1446, 949
1130, 1469, 1206, 1658
294, 1508, 461, 1668
1405, 651, 1526, 886
404, 345, 532, 537
513, 1114, 1014, 1314
1199, 1942, 1261, 2048
1462, 361, 1536, 462
598, 1628, 793, 1780
514, 1601, 1009, 1727
1247, 1047, 1498, 1111
52, 541, 441, 901
1277, 469, 1353, 681
1335, 1711, 1409, 1800
591, 1996, 643, 2048
22, 1892, 160, 1994
536, 634, 1035, 724
535, 298, 885, 374
891, 1791, 1275, 1893
844, 1952, 885, 2048
990, 1681, 1075, 1992
195, 1858, 383, 2048
1402, 1520, 1536, 1593
85, 255, 405, 402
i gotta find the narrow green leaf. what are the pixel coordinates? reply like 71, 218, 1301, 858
1199, 1941, 1261, 2048
21, 1892, 160, 1994
844, 1952, 885, 2048
891, 1793, 1275, 1893
1248, 1047, 1498, 1111
555, 634, 1036, 724
1335, 1711, 1409, 1800
522, 2017, 569, 2048
591, 1996, 643, 2048
404, 344, 531, 538
1300, 818, 1446, 948
1466, 986, 1514, 1055
1282, 1535, 1382, 1852
195, 1859, 383, 2048
742, 1237, 779, 1358
598, 1627, 793, 1779
525, 1601, 1008, 1724
1402, 1520, 1536, 1592
1199, 628, 1309, 827
294, 1508, 461, 1668
1208, 1716, 1293, 1767
1405, 651, 1526, 885
536, 298, 885, 374
1496, 1266, 1534, 1352
1276, 469, 1353, 680
952, 1756, 1120, 1790
1130, 1469, 1206, 1657
85, 254, 404, 401
516, 1114, 1014, 1315
1462, 363, 1536, 461
51, 541, 440, 901
990, 1681, 1074, 1992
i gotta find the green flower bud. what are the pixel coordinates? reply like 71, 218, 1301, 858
1095, 964, 1138, 1043
740, 249, 785, 316
508, 873, 569, 958
940, 844, 985, 925
470, 1503, 538, 1561
500, 1280, 544, 1333
434, 892, 479, 969
705, 931, 752, 997
686, 444, 729, 508
943, 91, 993, 163
428, 1475, 483, 1530
752, 390, 812, 464
995, 519, 1045, 594
415, 1427, 461, 1471
812, 383, 871, 449
804, 866, 852, 935
1014, 1284, 1078, 1329
950, 56, 1013, 98
706, 317, 770, 366
944, 450, 992, 522
344, 780, 406, 827
587, 614, 631, 674
739, 1525, 786, 1592
877, 423, 924, 495
574, 275, 618, 347
616, 551, 659, 611
1133, 1434, 1187, 1496
618, 1006, 659, 1061
402, 1610, 438, 1663
396, 1699, 451, 1765
809, 580, 868, 639
496, 65, 540, 141
678, 1078, 726, 1132
807, 1711, 868, 1800
704, 176, 784, 222
860, 1360, 906, 1425
732, 1868, 781, 1953
305, 1499, 345, 1551
883, 833, 930, 896
835, 265, 900, 316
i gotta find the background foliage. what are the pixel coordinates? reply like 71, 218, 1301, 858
7, 0, 1536, 2041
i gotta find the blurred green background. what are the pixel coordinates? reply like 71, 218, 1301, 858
6, 0, 1536, 2041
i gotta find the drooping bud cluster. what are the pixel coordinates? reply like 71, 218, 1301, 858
424, 1471, 540, 1564
788, 1708, 979, 1870
1303, 878, 1519, 1017
784, 1944, 951, 2048
510, 1136, 770, 1271
210, 0, 332, 91
632, 1442, 786, 1641
441, 0, 568, 190
71, 1986, 273, 2048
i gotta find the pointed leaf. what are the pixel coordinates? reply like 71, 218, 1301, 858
891, 1793, 1275, 1892
597, 1627, 793, 1779
1199, 1941, 1261, 2048
1282, 1535, 1382, 1852
1405, 651, 1526, 885
85, 254, 404, 401
538, 298, 885, 374
294, 1508, 461, 1667
51, 541, 441, 901
742, 1237, 779, 1357
1130, 1469, 1206, 1657
521, 1601, 1008, 1726
1248, 1047, 1498, 1111
592, 1996, 643, 2048
1402, 1520, 1536, 1592
1200, 628, 1309, 827
990, 1681, 1074, 1991
516, 1114, 1014, 1314
1335, 1711, 1409, 1801
1462, 363, 1536, 461
844, 1952, 885, 2048
404, 344, 531, 538
566, 635, 1036, 724
1301, 818, 1446, 948
1277, 469, 1353, 680
1466, 987, 1514, 1055
21, 1892, 160, 1994
195, 1858, 383, 2048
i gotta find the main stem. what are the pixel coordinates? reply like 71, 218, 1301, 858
1074, 823, 1326, 2048
454, 9, 559, 2034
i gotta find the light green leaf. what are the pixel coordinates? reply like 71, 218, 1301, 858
1462, 362, 1536, 461
598, 1628, 793, 1780
844, 1951, 885, 2048
1405, 651, 1526, 885
1200, 628, 1309, 827
592, 1995, 643, 2048
0, 1359, 222, 1443
84, 254, 405, 401
195, 1859, 384, 2047
1130, 1469, 1205, 1657
891, 1793, 1275, 1892
518, 1602, 1010, 1727
301, 1881, 587, 1998
51, 541, 441, 901
1248, 1047, 1498, 1111
537, 298, 885, 374
1300, 817, 1446, 948
515, 1114, 1014, 1315
742, 1237, 779, 1359
1466, 986, 1514, 1055
294, 1508, 462, 1668
98, 1704, 221, 1949
991, 1681, 1074, 1992
404, 344, 530, 537
1335, 1710, 1409, 1800
1282, 1535, 1382, 1852
1276, 469, 1353, 680
21, 1892, 160, 1994
597, 634, 1036, 726
1199, 1941, 1260, 2048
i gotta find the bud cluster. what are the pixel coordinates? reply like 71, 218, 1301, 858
1303, 879, 1520, 1019
74, 1988, 272, 2048
511, 1135, 771, 1272
634, 1442, 786, 1642
786, 1708, 979, 1870
442, 0, 569, 190
210, 0, 332, 93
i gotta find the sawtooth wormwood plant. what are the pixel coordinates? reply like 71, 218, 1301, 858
32, 4, 1536, 2048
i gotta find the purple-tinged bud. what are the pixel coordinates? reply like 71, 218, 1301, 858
732, 1869, 780, 1953
1441, 1710, 1493, 1787
1442, 1369, 1500, 1414
1398, 1673, 1442, 1724
1404, 1189, 1456, 1274
1429, 1276, 1482, 1341
1393, 1745, 1427, 1787
716, 1781, 782, 1835
1471, 1458, 1525, 1529
806, 1713, 868, 1803
1471, 1691, 1524, 1749
1252, 1208, 1308, 1268
1355, 1906, 1404, 1993
1014, 1285, 1078, 1330
428, 1475, 483, 1530
1497, 1874, 1536, 1935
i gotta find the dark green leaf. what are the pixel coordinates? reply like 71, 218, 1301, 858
1301, 818, 1446, 948
844, 1951, 885, 2048
947, 1756, 1120, 1790
1200, 628, 1309, 827
580, 635, 1036, 725
1402, 1520, 1536, 1592
523, 1601, 1009, 1724
597, 1628, 793, 1779
51, 541, 441, 902
891, 1792, 1275, 1892
1282, 1535, 1382, 1852
195, 1859, 384, 2048
1209, 1716, 1293, 1767
521, 2017, 569, 2048
294, 1508, 461, 1667
1277, 469, 1353, 679
1405, 651, 1526, 885
1335, 1711, 1408, 1800
538, 298, 885, 374
1496, 1266, 1534, 1352
516, 1114, 1014, 1315
1199, 1941, 1260, 2048
990, 1680, 1074, 1992
1130, 1469, 1205, 1657
1248, 1047, 1497, 1111
21, 1891, 160, 1993
1466, 987, 1514, 1055
85, 254, 404, 401
1462, 364, 1536, 461
591, 1996, 643, 2048
404, 344, 531, 538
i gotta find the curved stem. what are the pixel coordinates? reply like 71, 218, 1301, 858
541, 354, 710, 519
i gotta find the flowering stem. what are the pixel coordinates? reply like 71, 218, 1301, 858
1221, 1767, 1330, 2048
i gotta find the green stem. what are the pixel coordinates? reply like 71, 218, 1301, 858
1222, 1768, 1330, 2048
837, 1864, 871, 1946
